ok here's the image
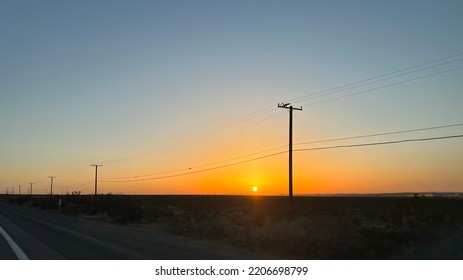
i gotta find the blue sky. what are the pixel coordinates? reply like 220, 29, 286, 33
1, 0, 462, 194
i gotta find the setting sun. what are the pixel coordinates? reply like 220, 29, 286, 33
252, 186, 258, 192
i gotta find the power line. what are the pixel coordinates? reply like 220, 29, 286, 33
62, 179, 94, 187
101, 133, 463, 183
294, 122, 463, 146
55, 166, 92, 179
181, 122, 463, 172
101, 121, 463, 181
26, 121, 463, 187
293, 134, 463, 152
102, 121, 463, 180
101, 143, 289, 180
61, 181, 94, 194
194, 106, 277, 137
101, 151, 288, 183
300, 66, 463, 107
61, 179, 94, 190
98, 53, 463, 166
100, 107, 279, 165
287, 54, 463, 104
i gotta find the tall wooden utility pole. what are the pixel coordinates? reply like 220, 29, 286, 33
278, 103, 302, 200
91, 164, 103, 196
49, 176, 56, 195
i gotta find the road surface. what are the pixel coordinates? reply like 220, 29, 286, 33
0, 201, 259, 260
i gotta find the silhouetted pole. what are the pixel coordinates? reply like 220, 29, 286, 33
91, 164, 103, 196
278, 103, 302, 200
29, 183, 34, 195
6, 188, 9, 195
18, 185, 21, 195
49, 176, 55, 195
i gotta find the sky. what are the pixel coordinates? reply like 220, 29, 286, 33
1, 0, 463, 195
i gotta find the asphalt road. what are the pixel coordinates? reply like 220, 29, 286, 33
0, 233, 17, 259
0, 202, 258, 260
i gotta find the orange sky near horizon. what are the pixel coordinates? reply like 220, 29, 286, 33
86, 137, 462, 196
1, 1, 463, 196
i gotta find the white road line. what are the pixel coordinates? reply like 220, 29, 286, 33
0, 224, 29, 260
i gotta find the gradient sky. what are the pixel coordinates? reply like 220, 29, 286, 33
1, 0, 463, 195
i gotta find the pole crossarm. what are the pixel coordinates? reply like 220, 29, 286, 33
278, 103, 302, 111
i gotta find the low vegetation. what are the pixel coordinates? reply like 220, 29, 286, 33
5, 194, 463, 259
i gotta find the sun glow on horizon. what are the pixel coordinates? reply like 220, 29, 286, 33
252, 186, 258, 192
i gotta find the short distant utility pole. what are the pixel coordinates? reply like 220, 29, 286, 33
278, 103, 303, 200
49, 176, 56, 195
18, 185, 21, 195
29, 183, 34, 195
91, 164, 103, 196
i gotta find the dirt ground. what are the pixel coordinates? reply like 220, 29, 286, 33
5, 195, 463, 259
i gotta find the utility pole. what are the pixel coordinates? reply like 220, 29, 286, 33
49, 176, 56, 195
278, 103, 302, 200
6, 188, 9, 195
91, 164, 103, 196
18, 185, 21, 195
29, 183, 34, 195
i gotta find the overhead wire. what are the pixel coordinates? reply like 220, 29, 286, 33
61, 179, 94, 189
100, 106, 279, 165
101, 133, 463, 183
99, 53, 463, 165
286, 53, 463, 104
101, 121, 463, 180
227, 55, 461, 128
79, 121, 463, 185
294, 122, 463, 146
294, 134, 463, 152
63, 181, 94, 192
101, 151, 288, 183
101, 144, 289, 180
300, 66, 463, 107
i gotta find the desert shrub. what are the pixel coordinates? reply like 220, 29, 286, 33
10, 196, 28, 205
62, 203, 87, 214
94, 195, 144, 223
29, 197, 59, 210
